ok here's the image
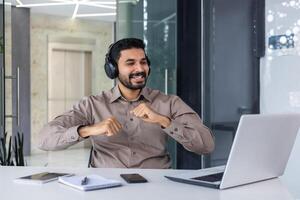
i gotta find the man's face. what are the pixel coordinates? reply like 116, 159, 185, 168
117, 48, 150, 90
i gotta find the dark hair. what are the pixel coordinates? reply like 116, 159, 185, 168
109, 38, 146, 66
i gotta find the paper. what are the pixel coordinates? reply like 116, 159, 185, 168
58, 174, 122, 191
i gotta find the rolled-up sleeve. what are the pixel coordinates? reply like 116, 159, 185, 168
162, 96, 215, 154
38, 98, 92, 151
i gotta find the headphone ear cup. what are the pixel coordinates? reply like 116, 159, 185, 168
104, 57, 117, 79
148, 66, 151, 76
146, 56, 151, 66
146, 56, 151, 76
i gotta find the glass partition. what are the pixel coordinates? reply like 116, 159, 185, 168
2, 0, 177, 168
202, 0, 260, 167
2, 1, 114, 167
116, 0, 177, 167
0, 0, 4, 139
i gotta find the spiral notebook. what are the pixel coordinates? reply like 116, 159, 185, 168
58, 174, 122, 191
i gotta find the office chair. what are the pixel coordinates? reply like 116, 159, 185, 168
88, 146, 93, 168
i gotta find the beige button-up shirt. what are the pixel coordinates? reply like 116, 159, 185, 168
39, 86, 214, 168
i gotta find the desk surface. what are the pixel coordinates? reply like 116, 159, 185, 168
0, 166, 296, 200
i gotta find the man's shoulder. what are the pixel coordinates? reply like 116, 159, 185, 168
79, 89, 113, 104
95, 88, 114, 99
145, 87, 180, 101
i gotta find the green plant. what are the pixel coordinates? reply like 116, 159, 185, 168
0, 132, 14, 166
0, 35, 3, 54
14, 132, 25, 166
0, 132, 25, 166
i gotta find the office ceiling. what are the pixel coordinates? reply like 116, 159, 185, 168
9, 0, 121, 22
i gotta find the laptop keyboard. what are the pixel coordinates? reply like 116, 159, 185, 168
191, 172, 224, 182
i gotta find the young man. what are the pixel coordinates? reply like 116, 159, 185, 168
39, 38, 214, 168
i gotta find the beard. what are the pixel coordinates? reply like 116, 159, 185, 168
118, 71, 148, 90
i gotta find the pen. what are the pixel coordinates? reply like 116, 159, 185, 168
81, 176, 89, 185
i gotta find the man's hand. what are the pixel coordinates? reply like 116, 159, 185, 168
79, 117, 122, 138
130, 103, 171, 128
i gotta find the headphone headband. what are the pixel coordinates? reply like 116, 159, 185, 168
104, 39, 151, 79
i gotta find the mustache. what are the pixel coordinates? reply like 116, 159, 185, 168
129, 71, 146, 78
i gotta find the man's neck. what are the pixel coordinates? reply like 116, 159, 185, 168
118, 83, 141, 101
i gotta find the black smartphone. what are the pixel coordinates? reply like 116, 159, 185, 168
120, 173, 148, 183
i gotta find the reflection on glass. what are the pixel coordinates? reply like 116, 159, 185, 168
0, 0, 4, 140
4, 1, 115, 167
116, 0, 177, 167
261, 0, 300, 197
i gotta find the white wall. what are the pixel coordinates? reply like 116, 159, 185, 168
260, 0, 300, 197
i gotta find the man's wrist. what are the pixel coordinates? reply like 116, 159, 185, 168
158, 115, 171, 128
78, 125, 92, 138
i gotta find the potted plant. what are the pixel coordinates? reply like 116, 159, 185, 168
0, 132, 25, 166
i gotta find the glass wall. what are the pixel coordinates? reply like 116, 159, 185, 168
1, 0, 177, 168
0, 0, 4, 140
202, 0, 260, 167
116, 0, 177, 167
260, 0, 300, 197
2, 1, 114, 167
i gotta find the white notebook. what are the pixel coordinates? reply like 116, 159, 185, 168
58, 174, 122, 191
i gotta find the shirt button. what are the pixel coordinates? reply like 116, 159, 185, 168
170, 131, 174, 134
71, 136, 75, 140
174, 128, 178, 132
130, 118, 133, 121
132, 151, 136, 155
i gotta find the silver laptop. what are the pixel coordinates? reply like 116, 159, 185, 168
165, 113, 300, 189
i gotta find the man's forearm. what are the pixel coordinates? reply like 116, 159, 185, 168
38, 123, 84, 151
78, 125, 94, 138
161, 116, 215, 154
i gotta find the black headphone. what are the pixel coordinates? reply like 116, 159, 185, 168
104, 39, 151, 79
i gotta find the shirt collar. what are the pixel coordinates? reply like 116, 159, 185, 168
110, 86, 122, 103
109, 86, 153, 103
139, 87, 152, 103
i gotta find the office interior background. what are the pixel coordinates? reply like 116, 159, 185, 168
0, 0, 299, 196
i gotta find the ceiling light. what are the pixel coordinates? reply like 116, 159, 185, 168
72, 3, 79, 19
15, 0, 117, 20
16, 2, 76, 7
118, 0, 139, 4
50, 0, 116, 5
76, 13, 116, 17
84, 1, 116, 5
16, 0, 23, 5
4, 1, 12, 6
81, 2, 116, 9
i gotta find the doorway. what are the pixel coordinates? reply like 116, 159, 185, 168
47, 43, 94, 150
48, 48, 92, 121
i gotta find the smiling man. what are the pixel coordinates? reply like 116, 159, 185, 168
38, 38, 215, 168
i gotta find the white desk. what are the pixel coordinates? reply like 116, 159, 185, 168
0, 166, 296, 200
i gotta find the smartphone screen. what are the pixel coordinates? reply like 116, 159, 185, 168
120, 173, 148, 183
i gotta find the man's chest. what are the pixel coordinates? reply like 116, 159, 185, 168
90, 100, 170, 149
